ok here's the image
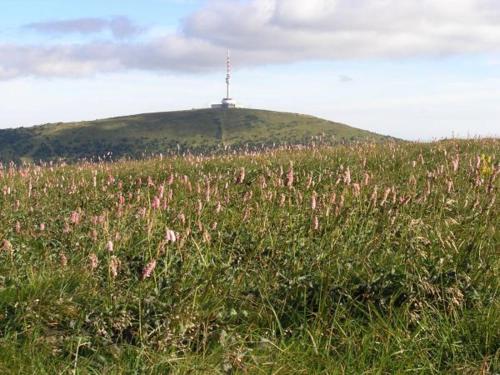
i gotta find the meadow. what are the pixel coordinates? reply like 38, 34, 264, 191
0, 139, 498, 373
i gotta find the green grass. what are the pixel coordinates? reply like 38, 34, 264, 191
0, 139, 498, 373
0, 108, 390, 163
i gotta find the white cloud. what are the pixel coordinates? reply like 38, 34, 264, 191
184, 0, 500, 58
1, 0, 500, 79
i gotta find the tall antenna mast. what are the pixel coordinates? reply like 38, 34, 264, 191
212, 49, 237, 109
225, 49, 231, 99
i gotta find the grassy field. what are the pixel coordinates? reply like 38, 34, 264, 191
0, 139, 498, 373
0, 108, 389, 163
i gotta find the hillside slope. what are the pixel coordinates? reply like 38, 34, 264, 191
0, 108, 389, 162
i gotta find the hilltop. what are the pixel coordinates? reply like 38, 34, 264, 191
0, 108, 390, 162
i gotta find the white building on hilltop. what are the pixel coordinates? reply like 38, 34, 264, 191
212, 50, 238, 109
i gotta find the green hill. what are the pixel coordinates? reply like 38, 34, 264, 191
0, 108, 390, 162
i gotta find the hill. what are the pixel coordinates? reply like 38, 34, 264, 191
0, 108, 389, 162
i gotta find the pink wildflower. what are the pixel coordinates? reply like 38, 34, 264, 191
235, 167, 245, 184
370, 186, 378, 205
344, 167, 351, 185
447, 180, 454, 193
137, 207, 147, 218
363, 172, 370, 186
165, 229, 177, 243
178, 213, 186, 225
2, 239, 13, 255
70, 211, 81, 225
89, 253, 99, 271
306, 175, 313, 189
106, 240, 114, 252
203, 230, 211, 243
352, 183, 361, 197
109, 256, 120, 278
205, 182, 211, 202
279, 194, 286, 207
452, 155, 460, 172
142, 260, 157, 280
380, 188, 391, 206
167, 174, 174, 185
311, 191, 317, 211
313, 216, 319, 231
152, 196, 161, 210
60, 252, 68, 268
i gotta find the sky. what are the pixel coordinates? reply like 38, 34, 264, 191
0, 0, 499, 140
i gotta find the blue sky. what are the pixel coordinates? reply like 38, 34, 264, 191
1, 0, 199, 31
0, 0, 499, 139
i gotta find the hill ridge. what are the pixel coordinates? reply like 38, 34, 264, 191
0, 108, 390, 163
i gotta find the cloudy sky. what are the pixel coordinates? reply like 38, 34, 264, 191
1, 0, 499, 139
